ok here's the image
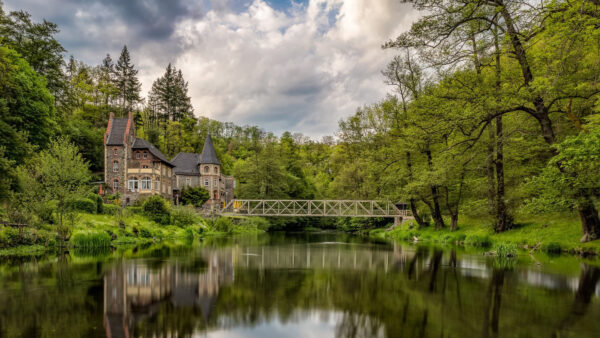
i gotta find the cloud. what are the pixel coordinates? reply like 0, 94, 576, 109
3, 0, 418, 137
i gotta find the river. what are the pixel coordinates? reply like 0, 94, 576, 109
0, 232, 599, 337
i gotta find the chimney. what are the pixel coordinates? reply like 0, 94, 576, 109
128, 111, 133, 121
109, 112, 114, 120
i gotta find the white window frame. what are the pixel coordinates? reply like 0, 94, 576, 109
113, 161, 119, 172
128, 178, 139, 192
141, 177, 152, 190
113, 180, 118, 190
186, 178, 191, 187
213, 179, 217, 187
204, 179, 209, 187
143, 152, 148, 159
154, 180, 159, 191
136, 152, 140, 159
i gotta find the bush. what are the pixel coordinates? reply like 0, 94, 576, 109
465, 234, 492, 248
184, 228, 194, 241
102, 204, 119, 215
240, 217, 271, 231
171, 206, 197, 227
71, 231, 112, 247
128, 206, 143, 214
68, 198, 96, 214
213, 217, 234, 233
544, 242, 562, 254
495, 243, 517, 257
136, 226, 153, 239
181, 186, 210, 207
87, 193, 104, 214
142, 195, 170, 225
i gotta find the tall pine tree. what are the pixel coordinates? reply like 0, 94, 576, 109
115, 45, 141, 115
147, 63, 193, 122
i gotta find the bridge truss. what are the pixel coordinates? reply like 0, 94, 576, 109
220, 199, 412, 219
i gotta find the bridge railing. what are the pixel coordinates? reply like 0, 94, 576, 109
220, 199, 412, 218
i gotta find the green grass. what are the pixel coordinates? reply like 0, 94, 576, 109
383, 213, 600, 256
71, 231, 112, 248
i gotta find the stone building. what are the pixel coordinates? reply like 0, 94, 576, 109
104, 112, 174, 205
171, 134, 235, 207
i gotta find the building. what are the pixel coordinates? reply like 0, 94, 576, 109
104, 112, 175, 205
104, 113, 234, 207
171, 134, 235, 207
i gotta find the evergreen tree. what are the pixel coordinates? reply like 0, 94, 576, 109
115, 45, 142, 115
98, 53, 118, 107
147, 63, 193, 122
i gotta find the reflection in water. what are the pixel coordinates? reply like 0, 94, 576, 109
0, 233, 599, 337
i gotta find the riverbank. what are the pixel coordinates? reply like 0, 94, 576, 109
371, 213, 600, 256
0, 210, 266, 257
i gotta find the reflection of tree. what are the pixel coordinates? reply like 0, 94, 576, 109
481, 268, 505, 338
335, 311, 384, 338
552, 264, 600, 338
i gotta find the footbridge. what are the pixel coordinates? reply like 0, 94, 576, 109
219, 199, 412, 220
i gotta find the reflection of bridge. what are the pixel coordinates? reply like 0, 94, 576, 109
220, 200, 412, 220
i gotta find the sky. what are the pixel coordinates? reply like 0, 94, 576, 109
3, 0, 418, 138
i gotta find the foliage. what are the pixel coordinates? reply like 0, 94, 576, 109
212, 217, 235, 233
465, 235, 492, 248
171, 206, 198, 227
71, 230, 111, 247
87, 193, 103, 214
494, 243, 517, 258
142, 195, 171, 225
180, 186, 210, 207
67, 198, 96, 214
102, 204, 119, 215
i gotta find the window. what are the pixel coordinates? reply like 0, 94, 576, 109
154, 180, 159, 191
113, 148, 118, 155
128, 178, 139, 191
186, 178, 191, 187
143, 152, 147, 159
142, 165, 149, 169
214, 166, 218, 174
204, 166, 209, 173
113, 161, 119, 172
213, 179, 217, 187
141, 177, 152, 190
136, 152, 140, 159
113, 179, 118, 190
204, 179, 209, 187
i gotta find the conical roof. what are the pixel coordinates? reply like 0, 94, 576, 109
200, 134, 221, 165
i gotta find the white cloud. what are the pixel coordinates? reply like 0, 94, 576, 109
168, 0, 417, 137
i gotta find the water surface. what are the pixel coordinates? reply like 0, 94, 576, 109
0, 232, 599, 337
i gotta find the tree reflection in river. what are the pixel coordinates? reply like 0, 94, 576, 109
0, 233, 599, 337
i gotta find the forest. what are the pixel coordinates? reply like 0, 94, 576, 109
1, 0, 600, 249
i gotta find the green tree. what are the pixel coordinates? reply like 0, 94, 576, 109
180, 186, 210, 207
115, 45, 142, 114
147, 63, 193, 122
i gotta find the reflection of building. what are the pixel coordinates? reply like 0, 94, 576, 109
103, 252, 233, 338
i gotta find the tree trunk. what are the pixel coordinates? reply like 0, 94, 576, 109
425, 148, 445, 229
406, 151, 427, 228
577, 192, 600, 242
486, 123, 496, 215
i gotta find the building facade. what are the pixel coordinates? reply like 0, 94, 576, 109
104, 114, 234, 207
171, 135, 235, 207
104, 112, 174, 205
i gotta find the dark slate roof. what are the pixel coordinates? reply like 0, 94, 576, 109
171, 152, 201, 175
105, 118, 129, 145
200, 134, 221, 165
132, 138, 174, 166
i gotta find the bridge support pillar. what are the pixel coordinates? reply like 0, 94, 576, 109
394, 217, 403, 227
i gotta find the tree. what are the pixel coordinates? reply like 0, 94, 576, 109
181, 186, 210, 207
0, 45, 56, 163
16, 138, 91, 239
115, 45, 142, 114
147, 63, 193, 122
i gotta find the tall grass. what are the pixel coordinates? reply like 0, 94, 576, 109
71, 231, 112, 248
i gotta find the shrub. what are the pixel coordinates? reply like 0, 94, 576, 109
68, 198, 96, 214
128, 206, 143, 214
544, 242, 562, 254
171, 206, 197, 227
465, 235, 492, 248
213, 217, 234, 233
142, 195, 170, 225
71, 231, 112, 247
181, 186, 210, 207
495, 243, 518, 257
138, 226, 153, 239
240, 217, 270, 231
87, 193, 104, 214
184, 228, 194, 241
38, 202, 56, 224
102, 204, 119, 215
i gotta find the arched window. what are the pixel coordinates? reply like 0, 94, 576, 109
113, 179, 119, 190
113, 148, 118, 155
154, 179, 160, 191
204, 166, 209, 173
113, 160, 119, 172
141, 177, 152, 190
213, 179, 217, 187
128, 177, 139, 191
214, 166, 218, 174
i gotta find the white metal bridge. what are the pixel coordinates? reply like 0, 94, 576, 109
219, 199, 412, 219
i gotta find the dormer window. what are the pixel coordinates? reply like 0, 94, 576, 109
204, 166, 209, 173
136, 152, 140, 159
143, 152, 147, 159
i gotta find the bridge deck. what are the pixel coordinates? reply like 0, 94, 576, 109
219, 199, 412, 218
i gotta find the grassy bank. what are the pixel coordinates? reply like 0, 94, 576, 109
371, 213, 600, 256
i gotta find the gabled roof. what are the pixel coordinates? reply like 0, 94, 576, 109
105, 118, 129, 145
171, 152, 201, 175
200, 134, 221, 165
132, 138, 174, 167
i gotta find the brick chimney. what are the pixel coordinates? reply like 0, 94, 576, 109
104, 112, 114, 144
